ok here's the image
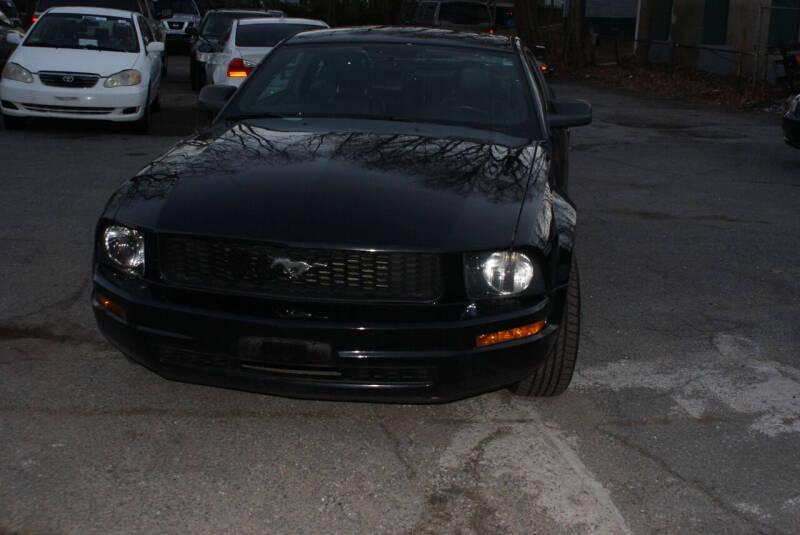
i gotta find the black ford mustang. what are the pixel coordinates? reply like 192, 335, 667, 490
93, 27, 591, 402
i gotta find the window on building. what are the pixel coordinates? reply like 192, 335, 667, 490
701, 0, 729, 45
651, 0, 673, 41
768, 0, 800, 48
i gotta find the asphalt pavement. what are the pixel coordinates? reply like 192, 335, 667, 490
1, 56, 798, 534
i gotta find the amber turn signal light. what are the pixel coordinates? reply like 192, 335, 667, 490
475, 320, 546, 347
95, 292, 126, 320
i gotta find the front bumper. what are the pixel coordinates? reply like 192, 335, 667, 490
783, 113, 800, 148
93, 268, 559, 403
0, 77, 147, 121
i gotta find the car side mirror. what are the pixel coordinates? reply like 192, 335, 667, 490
547, 99, 592, 128
146, 41, 165, 53
199, 84, 236, 113
6, 31, 22, 45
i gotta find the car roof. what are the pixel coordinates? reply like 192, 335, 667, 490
237, 17, 328, 27
288, 26, 515, 50
45, 6, 137, 17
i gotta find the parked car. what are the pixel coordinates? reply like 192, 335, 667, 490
0, 9, 23, 71
784, 94, 800, 148
187, 8, 269, 91
1, 6, 164, 132
32, 0, 167, 77
410, 0, 492, 33
206, 16, 327, 87
0, 0, 21, 26
153, 0, 200, 47
92, 28, 591, 402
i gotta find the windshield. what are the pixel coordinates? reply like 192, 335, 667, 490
199, 11, 264, 37
25, 12, 139, 52
225, 43, 538, 140
235, 22, 323, 47
439, 2, 491, 25
37, 0, 142, 13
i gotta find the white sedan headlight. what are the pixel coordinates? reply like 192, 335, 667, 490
464, 251, 540, 298
2, 62, 33, 83
104, 69, 142, 88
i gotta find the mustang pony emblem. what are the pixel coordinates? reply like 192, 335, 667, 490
271, 257, 327, 280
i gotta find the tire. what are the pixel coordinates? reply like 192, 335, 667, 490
510, 254, 580, 397
190, 58, 198, 91
151, 91, 161, 113
131, 93, 151, 135
2, 114, 26, 130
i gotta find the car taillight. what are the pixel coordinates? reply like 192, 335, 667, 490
31, 16, 37, 22
795, 55, 800, 67
227, 58, 253, 78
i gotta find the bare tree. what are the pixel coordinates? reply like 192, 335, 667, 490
515, 0, 539, 47
563, 0, 587, 66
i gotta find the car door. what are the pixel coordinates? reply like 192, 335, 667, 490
137, 14, 161, 98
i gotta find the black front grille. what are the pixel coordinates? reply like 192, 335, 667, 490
21, 103, 113, 114
159, 235, 442, 302
39, 72, 99, 88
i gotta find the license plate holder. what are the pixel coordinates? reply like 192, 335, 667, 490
238, 337, 332, 367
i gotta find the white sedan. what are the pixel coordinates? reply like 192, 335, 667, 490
206, 17, 327, 88
0, 6, 164, 133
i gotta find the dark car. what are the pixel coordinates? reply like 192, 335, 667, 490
187, 8, 269, 91
0, 9, 23, 71
0, 0, 21, 26
784, 94, 800, 148
92, 27, 591, 403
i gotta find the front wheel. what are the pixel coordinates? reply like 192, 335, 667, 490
510, 254, 580, 397
131, 93, 151, 135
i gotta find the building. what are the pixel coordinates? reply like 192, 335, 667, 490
634, 0, 800, 80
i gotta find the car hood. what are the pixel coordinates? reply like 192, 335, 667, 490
108, 124, 551, 252
11, 46, 137, 76
163, 14, 196, 22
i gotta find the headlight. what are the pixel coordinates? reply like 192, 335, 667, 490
464, 251, 540, 298
196, 51, 213, 62
102, 225, 145, 275
104, 69, 142, 88
2, 62, 33, 83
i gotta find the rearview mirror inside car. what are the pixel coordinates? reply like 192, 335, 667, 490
199, 84, 237, 114
548, 99, 592, 128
